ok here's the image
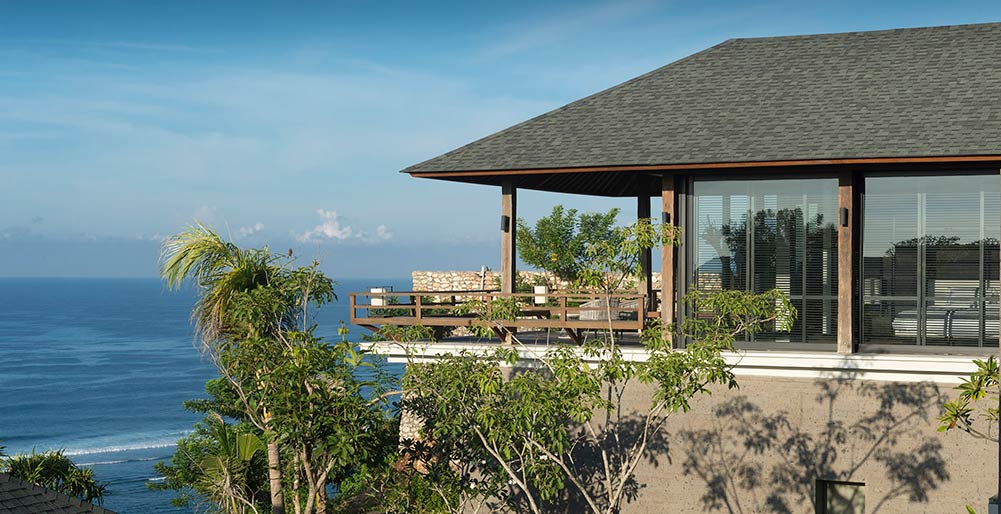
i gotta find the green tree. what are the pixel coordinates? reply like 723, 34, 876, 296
937, 355, 999, 514
1, 450, 107, 504
150, 398, 272, 512
161, 222, 292, 514
517, 206, 621, 284
938, 355, 999, 442
160, 223, 398, 514
398, 220, 795, 514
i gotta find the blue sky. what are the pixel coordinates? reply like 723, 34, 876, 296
2, 0, 999, 278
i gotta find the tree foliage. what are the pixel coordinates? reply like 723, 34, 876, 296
158, 223, 398, 514
1, 450, 107, 504
395, 219, 795, 514
517, 206, 621, 283
938, 355, 999, 442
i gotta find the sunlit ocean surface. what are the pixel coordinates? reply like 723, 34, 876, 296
0, 277, 408, 514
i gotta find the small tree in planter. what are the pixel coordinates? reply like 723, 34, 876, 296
517, 206, 621, 288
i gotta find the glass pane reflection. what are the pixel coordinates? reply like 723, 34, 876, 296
862, 174, 1000, 348
693, 178, 838, 345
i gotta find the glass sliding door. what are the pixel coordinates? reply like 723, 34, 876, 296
862, 174, 1000, 350
692, 178, 839, 347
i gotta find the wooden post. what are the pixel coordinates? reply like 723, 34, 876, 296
638, 194, 653, 312
837, 171, 855, 354
501, 181, 517, 294
661, 175, 676, 342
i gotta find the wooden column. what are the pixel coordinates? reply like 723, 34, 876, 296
638, 194, 653, 312
837, 171, 855, 354
661, 175, 676, 337
500, 181, 517, 294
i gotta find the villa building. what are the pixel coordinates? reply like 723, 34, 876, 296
355, 23, 1001, 513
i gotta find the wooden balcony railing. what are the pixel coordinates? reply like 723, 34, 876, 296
349, 290, 658, 338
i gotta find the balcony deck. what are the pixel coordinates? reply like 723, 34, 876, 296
349, 290, 659, 342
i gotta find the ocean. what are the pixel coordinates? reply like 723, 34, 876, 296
0, 276, 410, 514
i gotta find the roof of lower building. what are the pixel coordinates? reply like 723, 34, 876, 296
404, 22, 1001, 176
0, 474, 116, 514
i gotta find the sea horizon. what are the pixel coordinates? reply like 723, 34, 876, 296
0, 276, 410, 513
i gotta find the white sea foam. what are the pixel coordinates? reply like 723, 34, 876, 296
43, 431, 193, 458
75, 456, 159, 467
63, 440, 180, 457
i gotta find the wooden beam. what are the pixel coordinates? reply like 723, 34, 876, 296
501, 181, 517, 294
409, 155, 1001, 178
661, 175, 676, 342
637, 195, 653, 312
837, 171, 855, 354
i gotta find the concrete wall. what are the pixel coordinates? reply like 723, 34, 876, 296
607, 375, 995, 514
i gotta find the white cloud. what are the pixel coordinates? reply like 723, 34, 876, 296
238, 222, 265, 237
295, 210, 395, 244
192, 205, 220, 226
135, 232, 168, 242
296, 209, 353, 242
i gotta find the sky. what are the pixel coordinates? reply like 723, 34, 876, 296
1, 0, 999, 279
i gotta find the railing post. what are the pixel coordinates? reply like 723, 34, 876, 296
416, 294, 423, 321
560, 295, 567, 322
349, 293, 357, 323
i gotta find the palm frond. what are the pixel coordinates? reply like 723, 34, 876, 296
160, 222, 276, 348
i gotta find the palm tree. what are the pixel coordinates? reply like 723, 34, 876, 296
1, 450, 107, 503
160, 222, 287, 514
193, 414, 266, 514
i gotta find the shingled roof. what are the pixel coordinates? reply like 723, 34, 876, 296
0, 474, 116, 514
405, 22, 1001, 176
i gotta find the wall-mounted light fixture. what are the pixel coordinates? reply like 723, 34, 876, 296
501, 215, 511, 233
662, 212, 671, 225
840, 207, 849, 227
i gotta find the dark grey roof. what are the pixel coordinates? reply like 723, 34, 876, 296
405, 23, 1001, 174
0, 474, 116, 514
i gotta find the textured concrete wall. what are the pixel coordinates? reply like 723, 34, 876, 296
464, 370, 996, 514
608, 375, 995, 514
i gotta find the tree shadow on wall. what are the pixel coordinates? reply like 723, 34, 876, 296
529, 411, 674, 513
680, 378, 950, 513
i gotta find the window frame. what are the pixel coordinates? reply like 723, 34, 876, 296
684, 172, 841, 351
858, 169, 999, 355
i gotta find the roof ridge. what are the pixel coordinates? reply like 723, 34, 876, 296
729, 20, 1001, 42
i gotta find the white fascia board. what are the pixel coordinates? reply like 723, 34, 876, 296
361, 341, 984, 384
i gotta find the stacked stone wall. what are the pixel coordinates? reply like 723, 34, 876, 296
411, 270, 663, 292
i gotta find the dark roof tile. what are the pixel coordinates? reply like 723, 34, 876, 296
0, 474, 116, 514
405, 22, 1001, 174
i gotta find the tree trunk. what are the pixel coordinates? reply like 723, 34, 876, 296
317, 481, 327, 514
267, 440, 286, 514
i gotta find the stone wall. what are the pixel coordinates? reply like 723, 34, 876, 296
411, 270, 663, 292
